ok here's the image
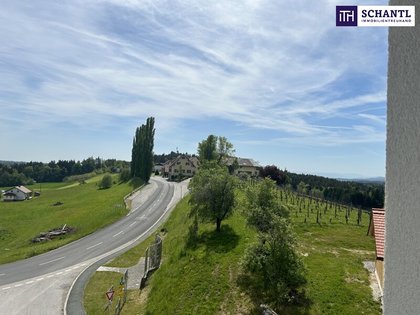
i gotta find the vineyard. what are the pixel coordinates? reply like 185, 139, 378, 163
279, 189, 369, 227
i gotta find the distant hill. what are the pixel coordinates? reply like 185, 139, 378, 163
337, 177, 385, 184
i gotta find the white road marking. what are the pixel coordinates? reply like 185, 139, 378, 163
47, 274, 55, 278
2, 286, 11, 291
14, 283, 23, 287
56, 272, 63, 276
129, 222, 136, 228
25, 280, 34, 285
86, 242, 103, 250
36, 277, 44, 281
113, 231, 123, 237
65, 269, 72, 273
0, 273, 5, 276
39, 256, 65, 266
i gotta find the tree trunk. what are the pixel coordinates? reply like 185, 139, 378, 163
216, 218, 222, 232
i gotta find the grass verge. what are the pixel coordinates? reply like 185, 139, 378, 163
84, 191, 381, 314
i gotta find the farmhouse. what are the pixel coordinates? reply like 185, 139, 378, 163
3, 185, 32, 201
227, 157, 261, 177
163, 155, 199, 180
368, 208, 385, 292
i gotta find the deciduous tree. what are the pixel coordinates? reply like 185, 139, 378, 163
189, 166, 236, 232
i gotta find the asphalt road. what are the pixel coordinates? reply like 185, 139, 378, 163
0, 177, 187, 314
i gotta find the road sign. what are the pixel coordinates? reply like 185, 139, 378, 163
106, 289, 114, 301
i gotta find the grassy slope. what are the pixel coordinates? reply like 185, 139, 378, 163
0, 174, 132, 264
84, 191, 381, 315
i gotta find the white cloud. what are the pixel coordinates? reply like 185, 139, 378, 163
0, 0, 387, 150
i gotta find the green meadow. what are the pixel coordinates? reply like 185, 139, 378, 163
0, 174, 132, 264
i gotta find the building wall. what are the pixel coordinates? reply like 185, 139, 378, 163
4, 188, 27, 201
375, 259, 384, 292
168, 156, 197, 179
234, 166, 258, 176
384, 2, 420, 313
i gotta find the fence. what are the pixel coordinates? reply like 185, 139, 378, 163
140, 235, 162, 289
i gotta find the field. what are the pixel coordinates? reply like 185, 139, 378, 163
0, 174, 132, 264
83, 188, 381, 315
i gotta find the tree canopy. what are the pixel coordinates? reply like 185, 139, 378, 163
243, 178, 289, 233
197, 135, 235, 165
241, 179, 306, 308
131, 117, 155, 183
189, 166, 236, 232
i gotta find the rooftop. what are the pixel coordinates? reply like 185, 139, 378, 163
372, 208, 385, 259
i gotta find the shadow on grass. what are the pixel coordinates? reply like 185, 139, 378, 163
130, 177, 145, 189
185, 224, 240, 254
237, 274, 312, 315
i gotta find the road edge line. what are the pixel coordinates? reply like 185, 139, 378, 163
64, 181, 182, 315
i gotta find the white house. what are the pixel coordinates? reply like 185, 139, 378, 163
3, 185, 32, 201
153, 163, 164, 174
163, 155, 199, 180
227, 157, 261, 177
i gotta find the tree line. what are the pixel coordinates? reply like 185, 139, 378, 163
0, 158, 129, 186
259, 165, 384, 209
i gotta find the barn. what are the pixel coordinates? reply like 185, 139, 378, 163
2, 185, 32, 201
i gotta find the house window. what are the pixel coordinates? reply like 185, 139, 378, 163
174, 169, 178, 173
177, 162, 181, 165
185, 162, 190, 166
187, 170, 191, 173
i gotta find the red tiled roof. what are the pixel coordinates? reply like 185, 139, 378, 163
372, 208, 385, 259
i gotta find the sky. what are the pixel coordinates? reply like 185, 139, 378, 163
0, 0, 388, 178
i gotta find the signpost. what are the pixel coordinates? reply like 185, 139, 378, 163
106, 289, 114, 301
104, 286, 114, 314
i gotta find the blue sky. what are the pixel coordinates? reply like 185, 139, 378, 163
0, 0, 387, 178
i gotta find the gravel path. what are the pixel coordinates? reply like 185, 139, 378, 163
363, 261, 383, 308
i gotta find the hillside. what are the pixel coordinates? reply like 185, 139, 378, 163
84, 186, 381, 314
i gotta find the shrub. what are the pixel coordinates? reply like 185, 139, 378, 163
119, 168, 131, 182
242, 218, 306, 307
99, 174, 113, 189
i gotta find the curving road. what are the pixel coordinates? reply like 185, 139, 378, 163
0, 177, 188, 314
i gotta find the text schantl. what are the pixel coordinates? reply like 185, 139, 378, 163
361, 9, 412, 18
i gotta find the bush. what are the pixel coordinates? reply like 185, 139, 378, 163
119, 168, 131, 182
99, 174, 113, 189
242, 218, 306, 307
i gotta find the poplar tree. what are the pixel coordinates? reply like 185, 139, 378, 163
131, 117, 155, 183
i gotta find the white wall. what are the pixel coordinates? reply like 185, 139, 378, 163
384, 1, 420, 313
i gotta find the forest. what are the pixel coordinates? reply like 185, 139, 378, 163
259, 165, 384, 210
0, 158, 129, 186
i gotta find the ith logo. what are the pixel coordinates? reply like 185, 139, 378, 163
336, 6, 358, 26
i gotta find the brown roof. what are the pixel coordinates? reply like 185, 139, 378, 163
372, 208, 385, 259
167, 155, 198, 168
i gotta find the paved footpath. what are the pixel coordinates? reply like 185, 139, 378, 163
0, 177, 189, 315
